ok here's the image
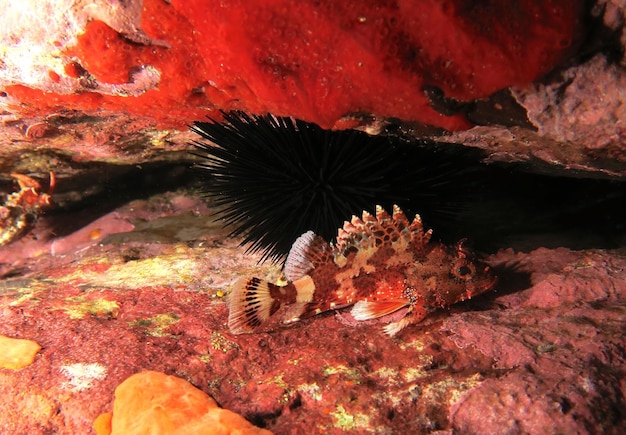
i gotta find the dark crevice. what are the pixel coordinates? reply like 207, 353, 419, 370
21, 160, 195, 239
4, 131, 624, 260
41, 155, 626, 255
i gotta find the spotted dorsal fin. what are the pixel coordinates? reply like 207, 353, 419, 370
335, 205, 431, 254
284, 231, 333, 281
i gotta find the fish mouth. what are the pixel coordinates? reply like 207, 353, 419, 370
481, 273, 499, 294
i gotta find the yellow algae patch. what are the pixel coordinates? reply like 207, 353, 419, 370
1, 278, 50, 307
330, 405, 371, 430
421, 373, 483, 406
448, 373, 483, 404
198, 352, 212, 364
262, 374, 288, 389
403, 366, 428, 382
374, 367, 401, 386
58, 254, 198, 288
129, 313, 180, 337
9, 288, 41, 307
402, 354, 433, 382
59, 297, 119, 320
94, 370, 273, 435
322, 364, 362, 383
0, 335, 41, 370
210, 331, 239, 353
398, 337, 427, 351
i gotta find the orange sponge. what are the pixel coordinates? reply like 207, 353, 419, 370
0, 335, 41, 370
95, 371, 273, 435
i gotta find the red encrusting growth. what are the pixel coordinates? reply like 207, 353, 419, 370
4, 0, 585, 130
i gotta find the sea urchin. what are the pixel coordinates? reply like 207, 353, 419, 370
191, 112, 485, 262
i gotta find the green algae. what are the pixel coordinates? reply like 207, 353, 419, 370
402, 354, 433, 382
198, 352, 212, 364
129, 313, 180, 337
322, 364, 362, 383
263, 374, 288, 389
403, 366, 429, 382
398, 337, 427, 352
228, 378, 247, 393
207, 375, 223, 393
209, 331, 239, 353
58, 253, 197, 289
0, 279, 51, 307
330, 405, 371, 430
420, 373, 483, 405
373, 367, 401, 386
60, 296, 119, 319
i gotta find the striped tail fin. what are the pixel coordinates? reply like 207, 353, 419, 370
228, 277, 278, 334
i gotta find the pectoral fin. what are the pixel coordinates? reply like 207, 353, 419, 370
351, 300, 408, 320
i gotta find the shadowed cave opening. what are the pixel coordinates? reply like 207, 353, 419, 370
2, 139, 621, 267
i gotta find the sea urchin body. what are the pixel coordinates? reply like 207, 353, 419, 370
191, 112, 484, 262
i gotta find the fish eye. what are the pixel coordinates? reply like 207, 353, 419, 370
452, 260, 475, 280
458, 265, 472, 276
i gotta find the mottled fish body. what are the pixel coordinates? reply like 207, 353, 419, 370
228, 205, 496, 336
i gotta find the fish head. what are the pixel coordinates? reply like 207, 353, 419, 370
406, 239, 497, 308
441, 238, 497, 305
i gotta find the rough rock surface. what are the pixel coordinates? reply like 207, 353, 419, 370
0, 191, 624, 434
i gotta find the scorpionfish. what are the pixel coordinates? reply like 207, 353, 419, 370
228, 205, 497, 336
